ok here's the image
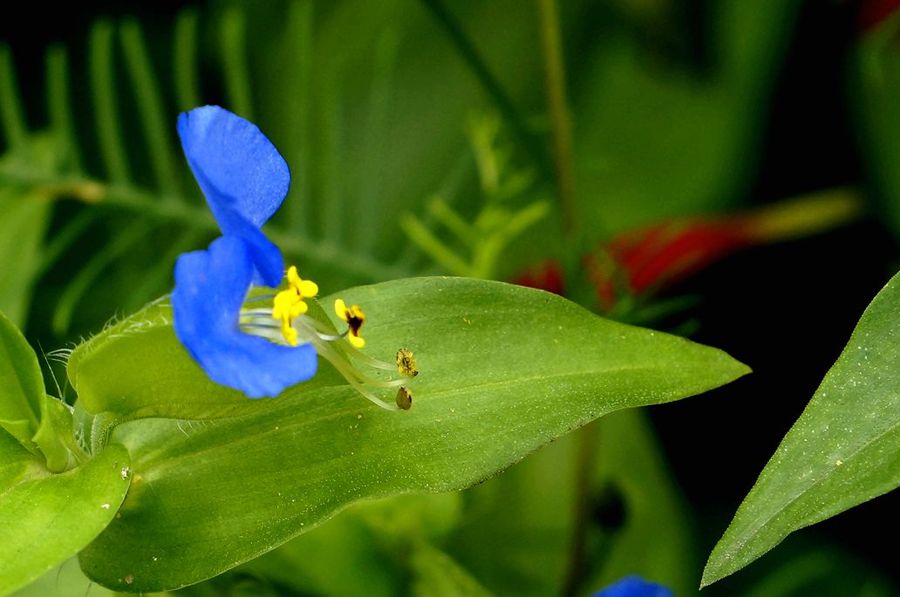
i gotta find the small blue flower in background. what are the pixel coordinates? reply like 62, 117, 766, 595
593, 575, 673, 597
171, 106, 416, 405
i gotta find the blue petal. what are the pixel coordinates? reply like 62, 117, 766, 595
177, 105, 290, 229
220, 212, 285, 288
592, 576, 673, 597
172, 236, 318, 399
177, 105, 288, 286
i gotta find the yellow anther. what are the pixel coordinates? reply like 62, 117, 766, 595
272, 266, 318, 346
335, 298, 366, 349
287, 266, 319, 298
284, 266, 319, 298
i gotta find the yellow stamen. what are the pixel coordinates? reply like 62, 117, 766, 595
334, 298, 366, 348
272, 265, 318, 345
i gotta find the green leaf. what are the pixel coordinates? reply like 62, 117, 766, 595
0, 308, 43, 450
0, 188, 51, 328
410, 543, 493, 597
238, 505, 404, 597
0, 444, 131, 594
75, 277, 747, 592
31, 394, 77, 473
12, 558, 116, 597
702, 270, 900, 587
445, 410, 696, 596
585, 410, 698, 594
0, 426, 38, 491
68, 297, 314, 422
238, 492, 460, 597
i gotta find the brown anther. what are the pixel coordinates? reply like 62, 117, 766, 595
396, 348, 418, 377
395, 386, 413, 410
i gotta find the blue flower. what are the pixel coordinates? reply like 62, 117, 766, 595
171, 106, 415, 405
172, 236, 318, 398
593, 576, 673, 597
172, 106, 316, 398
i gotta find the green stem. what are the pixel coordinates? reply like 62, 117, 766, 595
0, 44, 27, 151
89, 20, 130, 183
46, 45, 82, 173
220, 8, 254, 120
561, 422, 599, 597
418, 0, 547, 170
35, 210, 98, 277
428, 196, 476, 247
173, 8, 202, 110
400, 213, 472, 276
320, 63, 343, 244
283, 0, 314, 233
357, 28, 400, 254
121, 18, 179, 196
536, 0, 577, 237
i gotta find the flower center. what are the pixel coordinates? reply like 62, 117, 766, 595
271, 266, 319, 346
238, 265, 418, 410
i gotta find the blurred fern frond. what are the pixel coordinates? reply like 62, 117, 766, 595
0, 5, 420, 335
401, 112, 549, 280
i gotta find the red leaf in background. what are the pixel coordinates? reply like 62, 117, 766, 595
858, 0, 900, 33
512, 259, 565, 296
513, 189, 861, 313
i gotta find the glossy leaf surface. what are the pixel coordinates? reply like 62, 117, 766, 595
0, 444, 130, 594
0, 309, 42, 451
73, 277, 748, 591
703, 271, 900, 586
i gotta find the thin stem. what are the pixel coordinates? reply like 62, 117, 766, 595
428, 196, 476, 246
536, 0, 577, 237
320, 63, 343, 244
220, 8, 254, 120
121, 18, 179, 196
394, 148, 473, 270
89, 20, 130, 183
173, 8, 202, 110
283, 0, 314, 233
400, 212, 472, 276
356, 28, 400, 254
418, 0, 547, 170
0, 44, 27, 150
472, 200, 549, 278
561, 422, 599, 597
46, 45, 82, 173
34, 210, 98, 277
